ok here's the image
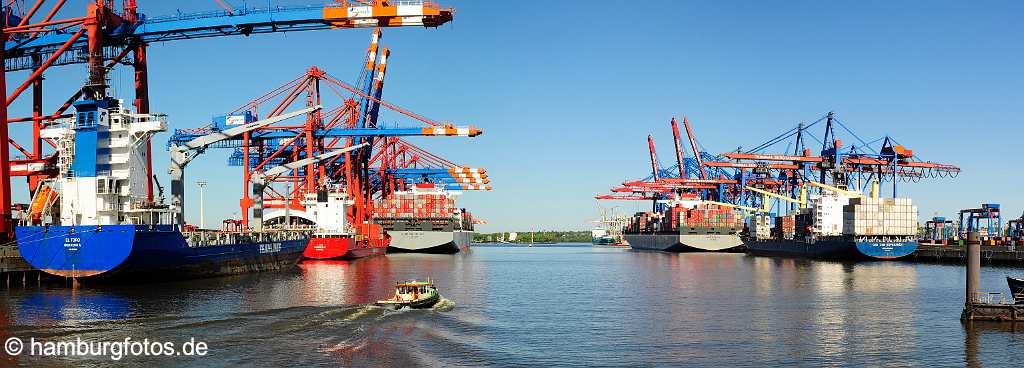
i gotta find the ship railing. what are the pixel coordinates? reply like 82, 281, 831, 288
262, 224, 318, 231
322, 0, 427, 9
182, 228, 312, 248
973, 291, 1013, 305
852, 235, 915, 242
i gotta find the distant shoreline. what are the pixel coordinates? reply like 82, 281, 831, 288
473, 231, 593, 243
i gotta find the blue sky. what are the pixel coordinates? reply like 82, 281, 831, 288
6, 1, 1023, 232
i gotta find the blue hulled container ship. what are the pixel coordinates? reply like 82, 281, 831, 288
16, 225, 307, 279
15, 97, 309, 281
745, 193, 919, 260
744, 237, 917, 260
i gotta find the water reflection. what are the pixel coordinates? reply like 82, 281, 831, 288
300, 257, 395, 305
963, 321, 1024, 368
0, 246, 1020, 366
4, 289, 130, 325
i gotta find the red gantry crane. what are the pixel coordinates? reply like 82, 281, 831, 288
168, 27, 487, 235
0, 0, 455, 241
597, 115, 783, 210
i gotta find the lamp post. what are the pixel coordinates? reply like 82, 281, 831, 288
196, 180, 207, 228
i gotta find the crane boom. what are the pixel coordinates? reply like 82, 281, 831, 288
804, 180, 864, 198
704, 200, 768, 213
647, 134, 659, 182
682, 116, 707, 179
178, 106, 320, 151
704, 161, 800, 170
168, 106, 319, 225
260, 143, 369, 179
745, 186, 806, 206
722, 152, 824, 162
251, 142, 369, 230
670, 117, 686, 178
595, 194, 658, 201
4, 3, 455, 71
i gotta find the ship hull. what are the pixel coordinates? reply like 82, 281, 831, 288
303, 237, 388, 260
15, 225, 307, 281
745, 237, 918, 260
387, 230, 471, 254
624, 233, 744, 252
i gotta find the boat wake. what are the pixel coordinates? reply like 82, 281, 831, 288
432, 298, 456, 312
339, 304, 379, 321
9, 296, 464, 367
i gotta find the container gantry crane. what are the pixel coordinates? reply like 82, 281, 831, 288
166, 66, 481, 228
168, 26, 482, 231
369, 137, 491, 196
0, 0, 455, 241
721, 112, 960, 215
596, 115, 776, 212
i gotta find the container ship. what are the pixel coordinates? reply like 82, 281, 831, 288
373, 183, 473, 253
301, 190, 389, 260
623, 197, 744, 252
744, 194, 918, 260
15, 97, 309, 281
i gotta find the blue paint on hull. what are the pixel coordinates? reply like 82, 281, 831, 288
15, 225, 307, 280
853, 240, 918, 259
745, 237, 917, 260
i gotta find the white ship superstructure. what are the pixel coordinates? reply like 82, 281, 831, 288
39, 99, 169, 226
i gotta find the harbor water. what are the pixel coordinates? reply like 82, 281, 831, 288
1, 244, 1021, 366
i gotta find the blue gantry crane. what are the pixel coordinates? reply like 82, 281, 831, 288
0, 0, 455, 239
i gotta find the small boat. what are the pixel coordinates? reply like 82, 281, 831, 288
376, 280, 441, 309
1007, 277, 1024, 304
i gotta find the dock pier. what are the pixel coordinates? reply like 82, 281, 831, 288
0, 245, 43, 286
0, 245, 31, 273
912, 243, 1024, 265
961, 241, 1024, 322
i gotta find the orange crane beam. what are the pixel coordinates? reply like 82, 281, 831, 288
647, 134, 660, 181
670, 117, 686, 178
704, 161, 800, 170
843, 157, 960, 171
595, 194, 657, 201
722, 152, 823, 163
682, 116, 707, 179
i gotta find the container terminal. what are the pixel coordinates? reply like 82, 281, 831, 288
595, 117, 748, 252
912, 204, 1024, 265
0, 0, 1017, 319
598, 112, 962, 261
594, 109, 1024, 266
165, 60, 488, 261
0, 0, 495, 282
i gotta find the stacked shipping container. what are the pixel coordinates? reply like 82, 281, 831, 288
774, 214, 796, 240
376, 186, 459, 219
626, 203, 742, 234
748, 214, 772, 240
373, 184, 475, 232
842, 197, 918, 236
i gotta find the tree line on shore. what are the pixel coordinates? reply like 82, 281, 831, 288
472, 231, 591, 243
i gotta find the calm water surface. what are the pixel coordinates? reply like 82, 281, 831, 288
1, 244, 1022, 367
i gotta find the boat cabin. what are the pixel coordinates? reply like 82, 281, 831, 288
392, 281, 434, 301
